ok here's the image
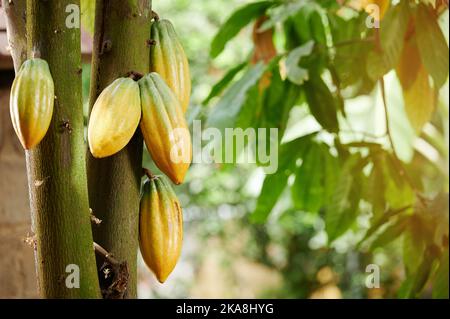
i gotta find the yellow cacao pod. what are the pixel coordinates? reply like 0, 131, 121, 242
139, 73, 192, 185
88, 78, 141, 158
150, 19, 191, 113
10, 58, 54, 150
139, 174, 183, 283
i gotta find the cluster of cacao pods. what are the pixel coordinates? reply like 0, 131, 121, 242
87, 17, 192, 282
10, 58, 55, 150
88, 18, 192, 184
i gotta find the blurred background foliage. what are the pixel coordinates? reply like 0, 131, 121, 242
82, 0, 449, 299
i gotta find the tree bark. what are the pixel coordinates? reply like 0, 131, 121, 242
24, 0, 101, 298
87, 0, 152, 298
2, 0, 27, 71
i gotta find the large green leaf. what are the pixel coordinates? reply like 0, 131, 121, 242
210, 1, 274, 58
325, 155, 364, 242
415, 3, 450, 88
206, 62, 267, 132
257, 67, 301, 142
251, 133, 316, 223
380, 1, 410, 68
285, 41, 314, 85
291, 143, 323, 212
291, 143, 339, 213
203, 62, 248, 105
304, 74, 339, 133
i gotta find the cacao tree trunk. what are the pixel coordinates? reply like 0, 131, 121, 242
87, 0, 152, 298
23, 0, 101, 298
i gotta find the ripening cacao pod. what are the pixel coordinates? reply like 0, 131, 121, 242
139, 174, 183, 283
139, 73, 192, 185
10, 58, 54, 150
88, 78, 141, 158
150, 19, 191, 113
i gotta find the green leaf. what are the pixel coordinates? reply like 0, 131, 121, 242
365, 152, 387, 221
257, 67, 301, 142
329, 14, 374, 89
304, 74, 339, 133
403, 216, 426, 276
366, 50, 392, 81
210, 1, 274, 58
415, 3, 450, 88
291, 143, 324, 212
203, 62, 248, 105
251, 133, 316, 223
384, 154, 415, 209
433, 249, 449, 299
405, 245, 439, 298
380, 1, 410, 68
325, 155, 364, 242
259, 1, 306, 32
285, 41, 315, 85
206, 62, 267, 132
369, 216, 409, 250
291, 143, 339, 213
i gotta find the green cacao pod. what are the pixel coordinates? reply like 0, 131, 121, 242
150, 19, 191, 113
10, 58, 54, 150
139, 73, 192, 185
88, 78, 141, 158
139, 174, 183, 283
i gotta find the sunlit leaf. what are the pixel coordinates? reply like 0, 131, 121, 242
416, 3, 449, 88
369, 216, 409, 250
203, 62, 248, 105
285, 41, 314, 85
402, 65, 435, 133
259, 1, 306, 32
210, 1, 274, 58
206, 62, 267, 131
380, 1, 410, 68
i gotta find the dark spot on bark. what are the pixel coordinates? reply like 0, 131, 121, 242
100, 40, 112, 55
60, 120, 72, 134
146, 39, 156, 47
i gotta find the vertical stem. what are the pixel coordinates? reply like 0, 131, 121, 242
2, 0, 27, 72
25, 0, 101, 298
87, 0, 152, 298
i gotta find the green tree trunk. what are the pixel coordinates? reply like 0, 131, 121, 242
24, 0, 101, 298
87, 0, 152, 298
